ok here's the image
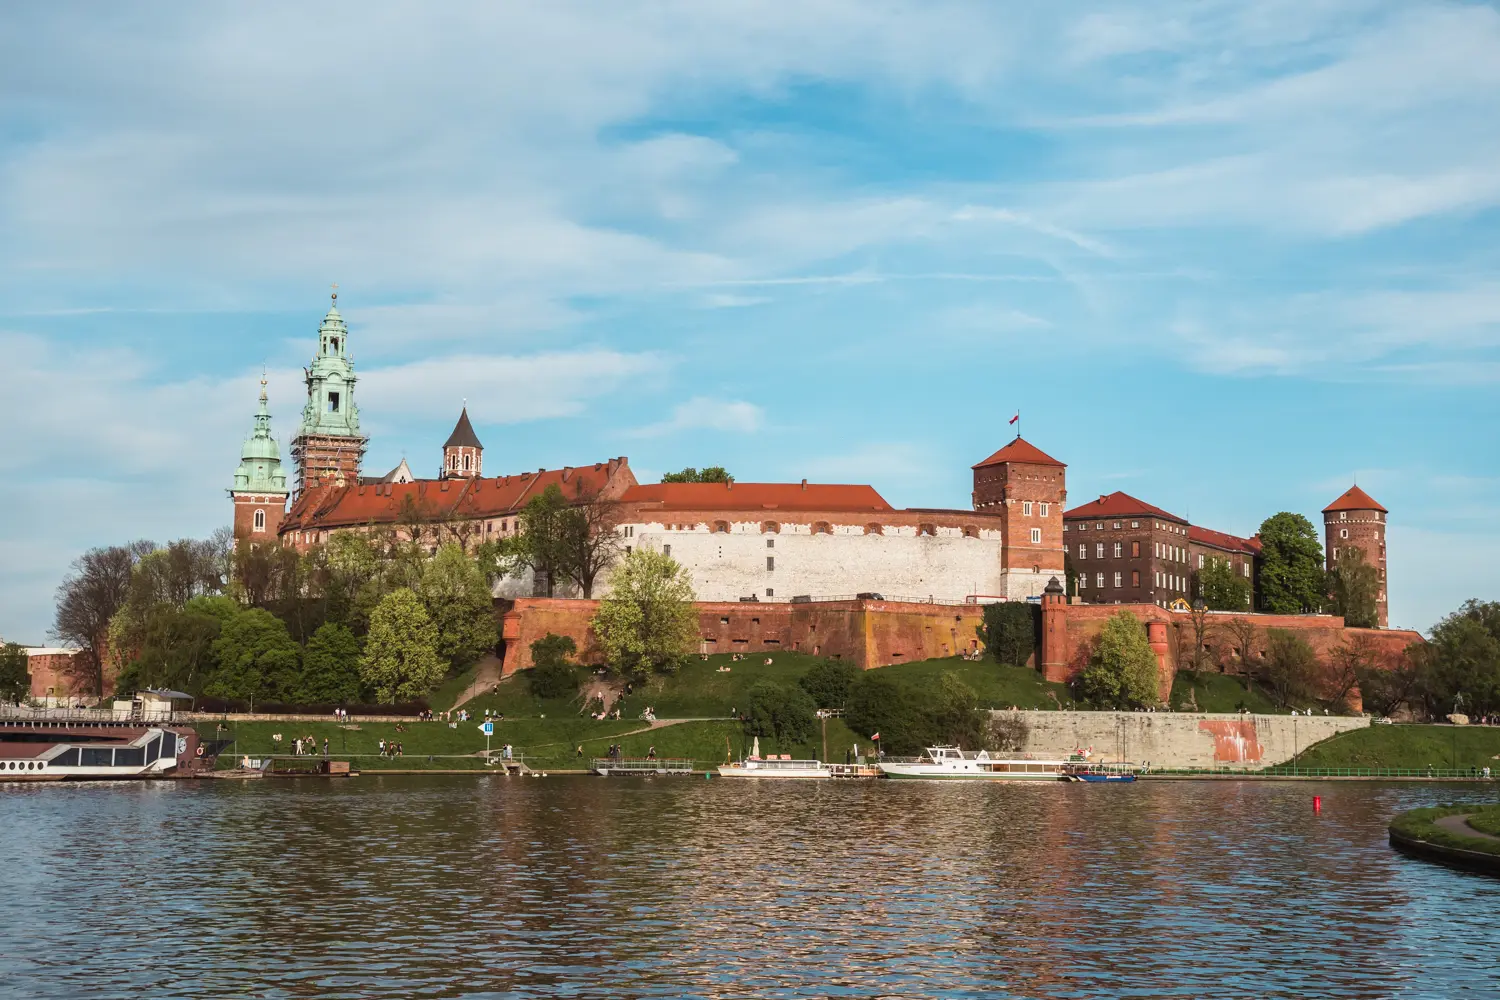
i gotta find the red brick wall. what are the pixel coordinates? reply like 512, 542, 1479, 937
26, 651, 90, 701
1325, 509, 1389, 628
497, 598, 987, 676
232, 493, 286, 541
974, 460, 1067, 578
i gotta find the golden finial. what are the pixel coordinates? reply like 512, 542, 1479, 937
331, 282, 339, 304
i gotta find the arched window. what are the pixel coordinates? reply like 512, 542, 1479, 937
761, 521, 780, 534
464, 453, 472, 471
253, 509, 266, 531
865, 523, 884, 535
962, 525, 979, 539
713, 520, 730, 534
918, 523, 936, 537
812, 521, 833, 535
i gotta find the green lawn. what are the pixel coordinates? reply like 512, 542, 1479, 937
1168, 670, 1280, 714
426, 662, 480, 712
1290, 724, 1500, 771
458, 651, 1074, 720
1390, 804, 1500, 857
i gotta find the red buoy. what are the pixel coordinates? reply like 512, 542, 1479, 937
1314, 795, 1322, 813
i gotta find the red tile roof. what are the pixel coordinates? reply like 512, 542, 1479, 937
1064, 491, 1185, 523
972, 437, 1066, 469
1323, 485, 1387, 514
621, 481, 893, 513
282, 458, 634, 532
1189, 525, 1261, 555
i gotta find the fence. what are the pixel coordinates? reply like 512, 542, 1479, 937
1148, 765, 1497, 779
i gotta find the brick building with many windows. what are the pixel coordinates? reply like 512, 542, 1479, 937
1064, 492, 1196, 607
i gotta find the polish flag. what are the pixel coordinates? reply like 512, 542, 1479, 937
1009, 413, 1019, 425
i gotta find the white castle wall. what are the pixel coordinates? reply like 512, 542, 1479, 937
616, 519, 1005, 602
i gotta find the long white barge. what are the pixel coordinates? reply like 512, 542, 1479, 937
0, 721, 190, 781
878, 745, 1070, 781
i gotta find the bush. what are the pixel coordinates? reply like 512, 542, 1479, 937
986, 712, 1030, 754
529, 633, 580, 700
798, 659, 860, 710
845, 672, 985, 755
981, 602, 1038, 667
744, 681, 818, 746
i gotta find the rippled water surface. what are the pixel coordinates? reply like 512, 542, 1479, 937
3, 776, 1498, 998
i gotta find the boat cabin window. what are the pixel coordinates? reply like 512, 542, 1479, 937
81, 748, 112, 767
50, 748, 79, 767
114, 747, 145, 767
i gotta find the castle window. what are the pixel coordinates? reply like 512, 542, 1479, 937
766, 556, 775, 571
1132, 521, 1139, 528
1031, 528, 1041, 544
1040, 503, 1049, 517
1243, 564, 1251, 578
331, 338, 339, 353
1096, 523, 1103, 530
1113, 543, 1122, 558
766, 588, 774, 598
1113, 572, 1122, 588
918, 523, 936, 537
254, 509, 266, 531
762, 521, 780, 534
766, 539, 774, 548
1095, 573, 1104, 589
1340, 511, 1347, 520
1023, 502, 1033, 516
1095, 543, 1104, 558
663, 544, 671, 558
1113, 522, 1121, 530
1132, 570, 1140, 587
1078, 544, 1086, 559
713, 521, 730, 534
327, 391, 340, 413
1340, 528, 1349, 539
1131, 541, 1140, 558
1079, 574, 1087, 590
463, 454, 472, 471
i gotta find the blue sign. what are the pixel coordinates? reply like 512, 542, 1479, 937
481, 721, 494, 736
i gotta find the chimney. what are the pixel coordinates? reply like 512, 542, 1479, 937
801, 479, 807, 490
562, 467, 573, 482
726, 479, 733, 491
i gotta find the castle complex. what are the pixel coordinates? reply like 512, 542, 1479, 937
230, 297, 1389, 626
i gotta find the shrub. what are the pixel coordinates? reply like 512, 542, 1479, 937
744, 681, 818, 746
981, 602, 1038, 667
798, 659, 860, 709
529, 633, 580, 700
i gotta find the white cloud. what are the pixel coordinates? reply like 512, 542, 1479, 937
627, 397, 765, 437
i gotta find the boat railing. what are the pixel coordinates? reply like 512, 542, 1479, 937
592, 757, 695, 771
0, 706, 181, 725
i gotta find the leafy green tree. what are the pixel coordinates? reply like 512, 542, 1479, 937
1198, 557, 1252, 611
590, 549, 698, 681
418, 544, 497, 670
660, 467, 731, 484
360, 588, 446, 704
300, 622, 363, 704
927, 675, 985, 748
798, 659, 860, 710
52, 540, 155, 695
1261, 629, 1321, 708
846, 674, 929, 754
0, 643, 30, 704
206, 607, 301, 705
1256, 513, 1325, 614
744, 680, 818, 747
115, 596, 234, 696
528, 633, 580, 699
1075, 611, 1160, 708
505, 485, 572, 597
981, 602, 1037, 667
1328, 545, 1380, 629
1411, 600, 1500, 720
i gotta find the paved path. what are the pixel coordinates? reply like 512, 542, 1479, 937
1435, 814, 1500, 842
450, 654, 504, 710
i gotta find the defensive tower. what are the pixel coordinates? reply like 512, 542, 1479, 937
441, 406, 483, 479
971, 436, 1067, 599
1323, 485, 1388, 628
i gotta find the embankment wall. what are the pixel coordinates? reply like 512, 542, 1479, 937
1004, 709, 1368, 769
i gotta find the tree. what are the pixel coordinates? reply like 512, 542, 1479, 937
660, 467, 731, 484
1198, 557, 1252, 612
0, 643, 30, 704
1359, 647, 1423, 718
981, 602, 1037, 667
1409, 600, 1500, 721
799, 659, 860, 710
506, 484, 572, 597
1183, 604, 1213, 675
360, 588, 446, 703
300, 622, 363, 704
206, 608, 301, 705
1325, 632, 1379, 713
744, 681, 818, 747
52, 541, 154, 695
114, 596, 235, 697
528, 634, 580, 699
926, 674, 985, 748
986, 712, 1030, 753
1257, 513, 1325, 614
590, 549, 699, 680
1075, 611, 1159, 709
1216, 616, 1261, 675
557, 501, 625, 599
1261, 629, 1320, 708
418, 544, 497, 671
1328, 545, 1380, 629
846, 674, 930, 754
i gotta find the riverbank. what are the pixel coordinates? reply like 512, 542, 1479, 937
1389, 804, 1500, 875
1288, 723, 1500, 772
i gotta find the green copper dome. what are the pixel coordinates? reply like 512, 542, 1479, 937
232, 379, 289, 495
299, 294, 364, 440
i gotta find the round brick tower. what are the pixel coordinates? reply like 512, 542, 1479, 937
1322, 485, 1388, 628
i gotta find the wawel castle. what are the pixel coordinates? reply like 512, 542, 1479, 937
231, 297, 1388, 625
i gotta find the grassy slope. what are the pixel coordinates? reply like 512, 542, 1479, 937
1291, 724, 1500, 771
1168, 671, 1280, 715
1390, 805, 1500, 857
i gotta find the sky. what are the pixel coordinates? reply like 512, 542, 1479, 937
2, 1, 1498, 641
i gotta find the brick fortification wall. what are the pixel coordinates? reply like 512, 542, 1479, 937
499, 598, 986, 676
1002, 710, 1368, 769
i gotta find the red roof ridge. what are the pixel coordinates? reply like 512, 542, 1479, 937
1063, 490, 1184, 523
1322, 485, 1387, 514
972, 437, 1065, 469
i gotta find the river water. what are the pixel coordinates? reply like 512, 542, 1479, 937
2, 776, 1497, 999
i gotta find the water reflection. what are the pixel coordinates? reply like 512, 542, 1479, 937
2, 777, 1497, 998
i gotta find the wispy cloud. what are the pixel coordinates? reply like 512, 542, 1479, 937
627, 397, 765, 438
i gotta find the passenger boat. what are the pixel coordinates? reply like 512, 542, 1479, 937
877, 745, 1069, 781
716, 755, 831, 779
1061, 763, 1137, 783
0, 719, 191, 781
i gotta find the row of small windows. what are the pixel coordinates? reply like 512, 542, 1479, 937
3, 760, 45, 771
1020, 502, 1050, 517
1067, 520, 1142, 532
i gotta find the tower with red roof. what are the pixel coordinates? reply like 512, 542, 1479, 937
971, 437, 1067, 599
1323, 485, 1388, 627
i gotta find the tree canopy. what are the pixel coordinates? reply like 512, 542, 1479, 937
206, 607, 301, 705
1257, 512, 1326, 614
590, 548, 698, 680
360, 588, 446, 704
744, 680, 818, 747
1198, 557, 1252, 612
660, 467, 731, 484
844, 672, 985, 755
528, 633, 580, 699
981, 602, 1036, 667
798, 658, 860, 710
1328, 546, 1380, 629
1075, 611, 1160, 708
418, 543, 497, 670
300, 622, 363, 704
1261, 629, 1320, 708
0, 643, 30, 704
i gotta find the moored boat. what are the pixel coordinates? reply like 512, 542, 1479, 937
877, 745, 1069, 781
0, 719, 191, 781
717, 755, 831, 779
1061, 762, 1138, 783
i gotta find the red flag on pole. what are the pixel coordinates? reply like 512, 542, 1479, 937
1008, 412, 1019, 425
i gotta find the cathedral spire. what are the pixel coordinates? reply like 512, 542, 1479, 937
292, 291, 367, 492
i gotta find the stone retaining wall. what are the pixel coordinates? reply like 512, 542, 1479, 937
1001, 709, 1368, 769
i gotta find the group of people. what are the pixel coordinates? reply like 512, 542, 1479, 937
271, 733, 328, 757
959, 647, 983, 662
589, 705, 622, 721
377, 739, 404, 758
601, 744, 657, 760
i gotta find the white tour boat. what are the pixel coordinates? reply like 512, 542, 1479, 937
716, 736, 830, 779
877, 745, 1069, 781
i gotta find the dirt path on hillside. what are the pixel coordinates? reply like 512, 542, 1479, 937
451, 655, 504, 709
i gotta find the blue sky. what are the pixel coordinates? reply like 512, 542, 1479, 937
2, 2, 1497, 640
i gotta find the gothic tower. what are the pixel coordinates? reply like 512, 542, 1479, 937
1323, 485, 1388, 628
971, 436, 1067, 600
229, 376, 290, 540
290, 291, 367, 492
441, 406, 483, 479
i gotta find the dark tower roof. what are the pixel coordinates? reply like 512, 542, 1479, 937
444, 407, 483, 450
